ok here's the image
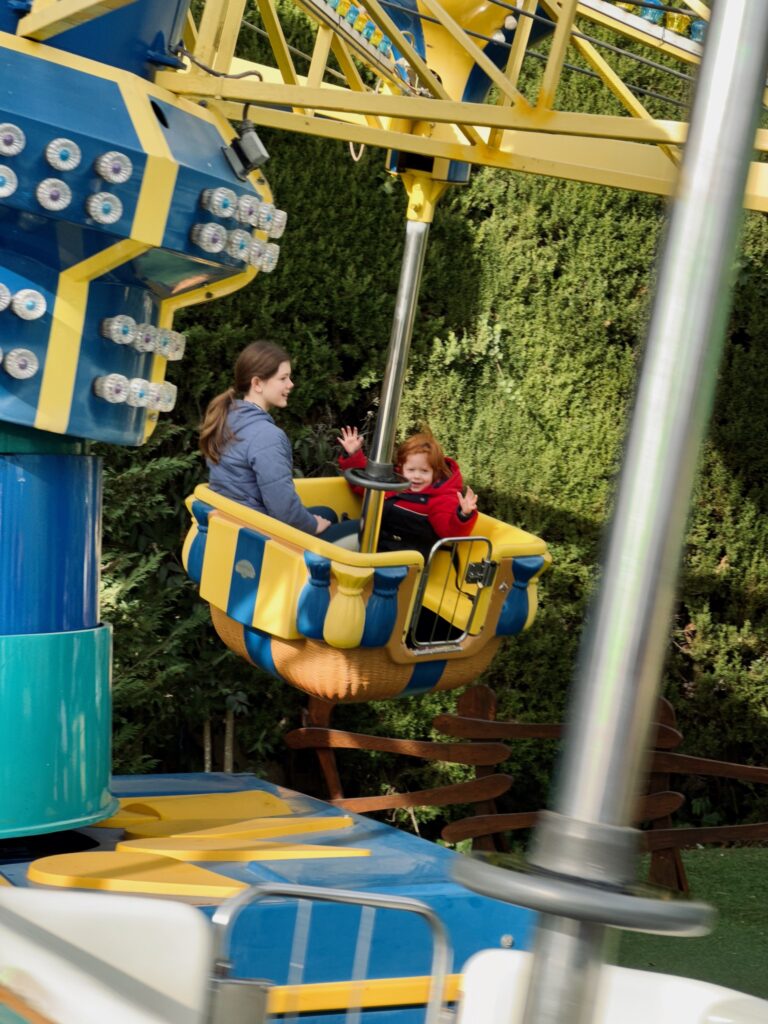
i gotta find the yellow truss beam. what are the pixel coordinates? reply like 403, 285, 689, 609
569, 25, 680, 166
307, 24, 334, 89
683, 0, 709, 19
538, 0, 579, 109
196, 96, 768, 213
576, 1, 699, 65
17, 0, 137, 40
329, 36, 385, 130
256, 0, 301, 84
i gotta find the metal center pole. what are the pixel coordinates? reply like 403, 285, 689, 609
358, 218, 431, 553
521, 3, 768, 1021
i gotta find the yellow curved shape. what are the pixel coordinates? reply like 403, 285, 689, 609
115, 836, 370, 862
123, 815, 354, 841
95, 790, 291, 828
27, 852, 246, 898
324, 564, 373, 649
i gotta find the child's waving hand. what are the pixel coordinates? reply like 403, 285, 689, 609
338, 425, 364, 456
457, 485, 478, 518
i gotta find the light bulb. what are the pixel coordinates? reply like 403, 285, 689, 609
0, 283, 10, 311
36, 178, 72, 212
0, 165, 17, 199
269, 209, 287, 239
237, 194, 261, 225
101, 314, 137, 345
257, 202, 275, 232
200, 187, 237, 218
156, 381, 177, 413
259, 242, 280, 274
133, 323, 158, 352
95, 151, 133, 184
0, 123, 25, 157
3, 348, 39, 379
226, 228, 252, 261
87, 191, 123, 224
93, 373, 129, 403
45, 138, 81, 171
11, 289, 46, 320
126, 377, 152, 407
166, 331, 186, 361
247, 239, 265, 267
190, 222, 227, 253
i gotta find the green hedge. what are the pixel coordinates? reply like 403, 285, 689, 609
101, 16, 768, 832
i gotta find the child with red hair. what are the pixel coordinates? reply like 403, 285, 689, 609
338, 427, 478, 559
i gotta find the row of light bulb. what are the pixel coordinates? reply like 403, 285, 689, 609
0, 347, 39, 379
93, 375, 177, 411
0, 124, 133, 182
191, 225, 280, 272
0, 166, 124, 223
100, 316, 186, 360
0, 284, 46, 320
199, 188, 287, 238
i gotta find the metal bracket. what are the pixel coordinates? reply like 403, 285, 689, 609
464, 558, 497, 588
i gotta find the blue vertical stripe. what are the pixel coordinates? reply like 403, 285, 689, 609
243, 625, 282, 681
297, 552, 332, 639
226, 528, 267, 625
362, 566, 409, 647
402, 659, 446, 696
186, 500, 212, 584
496, 556, 546, 637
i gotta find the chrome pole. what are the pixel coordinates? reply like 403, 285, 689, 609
358, 219, 430, 553
522, 3, 768, 1021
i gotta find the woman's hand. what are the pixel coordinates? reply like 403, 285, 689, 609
314, 514, 332, 534
457, 485, 478, 518
338, 425, 364, 456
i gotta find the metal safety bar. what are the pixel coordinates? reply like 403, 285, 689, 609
408, 536, 496, 652
207, 882, 453, 1024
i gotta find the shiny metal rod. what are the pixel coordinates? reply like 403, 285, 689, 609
523, 2, 768, 1022
359, 219, 430, 553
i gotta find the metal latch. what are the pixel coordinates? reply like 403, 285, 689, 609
464, 559, 497, 587
208, 975, 272, 1024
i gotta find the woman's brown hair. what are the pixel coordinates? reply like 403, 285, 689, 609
199, 340, 290, 463
394, 433, 449, 483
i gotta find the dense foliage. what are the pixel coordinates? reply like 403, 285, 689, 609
101, 14, 768, 832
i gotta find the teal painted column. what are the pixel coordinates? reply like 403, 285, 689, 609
0, 425, 117, 837
0, 627, 117, 837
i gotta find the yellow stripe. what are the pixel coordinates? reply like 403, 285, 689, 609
267, 973, 462, 1014
117, 77, 178, 245
252, 540, 305, 638
34, 239, 147, 434
199, 514, 238, 612
17, 0, 138, 41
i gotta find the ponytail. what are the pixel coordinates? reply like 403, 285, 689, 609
199, 387, 237, 464
199, 341, 291, 464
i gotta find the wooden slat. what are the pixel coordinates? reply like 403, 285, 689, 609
651, 751, 768, 784
433, 715, 562, 741
644, 822, 768, 852
442, 811, 538, 844
283, 728, 510, 766
434, 715, 682, 749
441, 791, 684, 844
333, 773, 514, 814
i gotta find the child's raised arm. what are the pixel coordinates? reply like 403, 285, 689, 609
337, 425, 364, 456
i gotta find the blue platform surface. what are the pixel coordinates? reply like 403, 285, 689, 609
1, 772, 535, 1022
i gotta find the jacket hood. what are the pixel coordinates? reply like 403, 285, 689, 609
228, 399, 274, 431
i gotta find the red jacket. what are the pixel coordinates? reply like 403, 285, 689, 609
339, 449, 477, 558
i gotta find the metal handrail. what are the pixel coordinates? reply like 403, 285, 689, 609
208, 882, 453, 1024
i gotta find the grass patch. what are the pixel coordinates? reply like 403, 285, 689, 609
615, 848, 768, 999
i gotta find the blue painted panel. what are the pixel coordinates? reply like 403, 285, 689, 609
361, 566, 408, 647
186, 500, 212, 584
227, 528, 267, 623
0, 453, 101, 634
0, 625, 116, 837
243, 625, 282, 680
297, 552, 332, 639
402, 659, 446, 696
27, 0, 191, 80
496, 556, 546, 637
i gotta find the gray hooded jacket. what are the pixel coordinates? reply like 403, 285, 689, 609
207, 400, 317, 534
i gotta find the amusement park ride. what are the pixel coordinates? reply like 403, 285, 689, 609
1, 0, 768, 1021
